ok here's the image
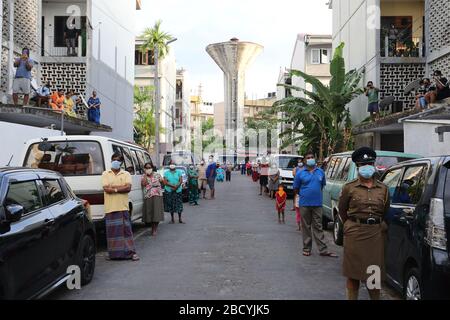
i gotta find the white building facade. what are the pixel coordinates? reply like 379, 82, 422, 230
0, 0, 139, 142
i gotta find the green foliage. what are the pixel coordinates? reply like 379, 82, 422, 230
242, 111, 279, 150
140, 20, 173, 60
271, 42, 364, 160
133, 86, 159, 150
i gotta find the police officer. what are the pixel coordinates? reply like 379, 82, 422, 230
338, 147, 390, 300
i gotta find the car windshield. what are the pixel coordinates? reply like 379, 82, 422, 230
24, 141, 105, 176
275, 156, 302, 169
375, 156, 407, 172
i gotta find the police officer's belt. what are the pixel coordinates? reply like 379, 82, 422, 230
349, 216, 382, 225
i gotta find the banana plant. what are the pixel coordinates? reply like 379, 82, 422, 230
272, 42, 364, 160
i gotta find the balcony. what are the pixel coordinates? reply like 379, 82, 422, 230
41, 0, 88, 63
380, 0, 425, 62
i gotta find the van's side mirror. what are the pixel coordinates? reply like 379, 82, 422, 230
5, 205, 24, 223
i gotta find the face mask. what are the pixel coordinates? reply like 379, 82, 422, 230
111, 160, 121, 170
201, 161, 205, 165
145, 169, 153, 175
169, 165, 176, 170
359, 165, 376, 179
189, 166, 194, 170
298, 162, 304, 167
306, 159, 316, 167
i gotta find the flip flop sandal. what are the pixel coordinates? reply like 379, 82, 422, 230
303, 251, 311, 257
131, 254, 140, 261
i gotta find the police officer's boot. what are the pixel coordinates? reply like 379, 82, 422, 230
346, 288, 359, 300
368, 289, 381, 300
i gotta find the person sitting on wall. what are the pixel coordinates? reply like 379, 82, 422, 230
31, 82, 51, 108
426, 70, 450, 104
415, 78, 431, 111
49, 89, 65, 111
87, 91, 101, 124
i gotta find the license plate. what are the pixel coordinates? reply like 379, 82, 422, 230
287, 185, 293, 190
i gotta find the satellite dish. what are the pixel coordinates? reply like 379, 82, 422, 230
404, 79, 422, 95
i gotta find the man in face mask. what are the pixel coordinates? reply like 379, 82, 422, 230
338, 147, 390, 300
293, 152, 337, 259
102, 153, 139, 261
197, 159, 208, 199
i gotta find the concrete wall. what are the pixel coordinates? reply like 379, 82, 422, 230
87, 0, 136, 142
0, 121, 60, 166
332, 0, 379, 125
404, 120, 450, 156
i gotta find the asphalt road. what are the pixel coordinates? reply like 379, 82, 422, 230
49, 173, 399, 300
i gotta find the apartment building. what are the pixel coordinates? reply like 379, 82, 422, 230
0, 0, 139, 142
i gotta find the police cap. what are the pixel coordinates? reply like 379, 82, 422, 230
352, 147, 377, 165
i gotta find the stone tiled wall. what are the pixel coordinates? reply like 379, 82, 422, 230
380, 63, 426, 110
40, 63, 87, 94
13, 0, 39, 53
428, 0, 450, 54
430, 54, 450, 77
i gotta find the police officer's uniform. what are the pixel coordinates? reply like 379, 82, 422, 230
338, 148, 390, 297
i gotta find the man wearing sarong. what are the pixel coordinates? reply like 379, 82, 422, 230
339, 147, 390, 300
102, 153, 140, 261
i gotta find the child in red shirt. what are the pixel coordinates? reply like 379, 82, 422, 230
275, 185, 287, 224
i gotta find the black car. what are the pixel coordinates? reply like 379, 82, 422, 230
0, 168, 96, 300
381, 157, 450, 300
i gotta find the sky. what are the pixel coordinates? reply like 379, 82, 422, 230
136, 0, 332, 103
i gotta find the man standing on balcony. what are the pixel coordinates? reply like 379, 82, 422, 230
88, 91, 101, 124
64, 21, 79, 56
12, 48, 34, 106
365, 81, 380, 122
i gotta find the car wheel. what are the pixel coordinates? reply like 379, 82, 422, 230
78, 234, 96, 286
333, 216, 344, 246
404, 267, 422, 300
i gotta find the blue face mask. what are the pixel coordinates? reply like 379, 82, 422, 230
359, 165, 376, 179
111, 160, 122, 170
306, 159, 316, 167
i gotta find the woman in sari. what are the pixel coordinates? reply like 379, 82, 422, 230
187, 164, 199, 206
141, 163, 164, 236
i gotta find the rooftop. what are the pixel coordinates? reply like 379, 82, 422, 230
0, 105, 112, 135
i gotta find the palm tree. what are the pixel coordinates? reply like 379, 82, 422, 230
139, 20, 173, 61
271, 43, 364, 160
133, 86, 157, 150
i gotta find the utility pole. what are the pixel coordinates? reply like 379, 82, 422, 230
154, 45, 161, 167
154, 38, 177, 167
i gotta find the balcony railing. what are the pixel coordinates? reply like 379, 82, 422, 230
381, 36, 425, 58
43, 35, 86, 58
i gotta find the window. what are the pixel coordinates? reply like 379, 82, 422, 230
25, 141, 105, 176
42, 180, 66, 206
54, 16, 87, 47
444, 162, 450, 214
330, 157, 343, 180
5, 181, 43, 215
311, 49, 321, 64
144, 153, 153, 166
382, 168, 403, 200
326, 157, 338, 179
311, 48, 330, 64
112, 145, 135, 175
333, 157, 349, 181
131, 150, 142, 175
398, 166, 427, 206
136, 151, 147, 171
340, 158, 352, 181
134, 49, 154, 65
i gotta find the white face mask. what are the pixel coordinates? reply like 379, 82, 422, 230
145, 169, 153, 175
169, 165, 176, 170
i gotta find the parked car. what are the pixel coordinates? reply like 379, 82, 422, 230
0, 167, 96, 300
20, 136, 154, 226
269, 154, 304, 196
159, 166, 189, 203
323, 151, 422, 245
380, 156, 450, 300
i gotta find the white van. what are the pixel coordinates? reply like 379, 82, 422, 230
19, 136, 154, 224
269, 154, 304, 195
